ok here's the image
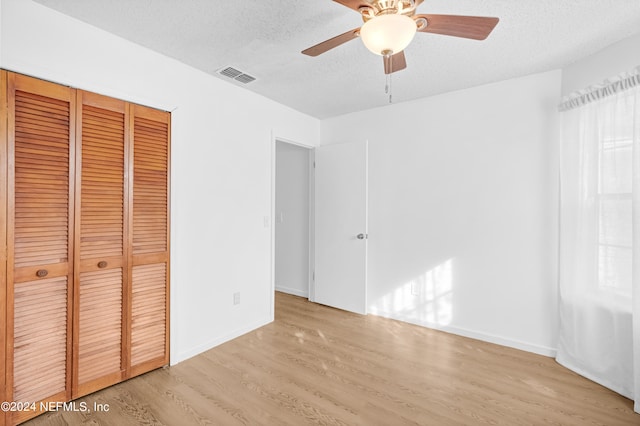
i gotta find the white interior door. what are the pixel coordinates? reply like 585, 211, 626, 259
314, 140, 368, 314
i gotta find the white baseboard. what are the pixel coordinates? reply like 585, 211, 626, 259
275, 285, 309, 298
171, 316, 272, 365
171, 305, 556, 367
370, 309, 557, 358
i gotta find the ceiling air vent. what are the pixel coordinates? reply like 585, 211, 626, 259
234, 74, 256, 84
217, 66, 257, 84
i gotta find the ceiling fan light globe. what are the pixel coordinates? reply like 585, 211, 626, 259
360, 14, 417, 56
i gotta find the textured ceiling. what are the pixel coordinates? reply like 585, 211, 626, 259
33, 0, 640, 119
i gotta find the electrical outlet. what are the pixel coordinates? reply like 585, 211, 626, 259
233, 292, 240, 305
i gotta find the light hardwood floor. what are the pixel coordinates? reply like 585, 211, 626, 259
25, 292, 638, 425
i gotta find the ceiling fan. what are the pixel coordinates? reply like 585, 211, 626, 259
302, 0, 499, 75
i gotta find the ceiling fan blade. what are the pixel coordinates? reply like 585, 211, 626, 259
302, 28, 360, 57
416, 14, 499, 40
383, 51, 407, 75
332, 0, 371, 12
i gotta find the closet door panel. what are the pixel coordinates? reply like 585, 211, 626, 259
73, 91, 127, 397
129, 105, 170, 376
1, 70, 7, 426
7, 72, 75, 424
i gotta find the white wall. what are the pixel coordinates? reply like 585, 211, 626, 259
321, 70, 561, 356
11, 0, 627, 363
561, 32, 640, 96
275, 141, 310, 297
0, 0, 320, 364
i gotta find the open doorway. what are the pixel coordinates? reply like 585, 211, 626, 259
274, 140, 313, 299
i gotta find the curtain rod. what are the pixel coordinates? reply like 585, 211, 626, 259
558, 65, 640, 112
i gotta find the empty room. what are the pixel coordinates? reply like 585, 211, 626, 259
1, 0, 640, 424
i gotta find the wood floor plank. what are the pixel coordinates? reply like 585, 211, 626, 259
24, 292, 638, 425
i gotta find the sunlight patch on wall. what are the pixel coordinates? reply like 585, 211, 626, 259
371, 258, 454, 326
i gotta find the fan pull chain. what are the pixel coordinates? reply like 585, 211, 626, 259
385, 52, 393, 104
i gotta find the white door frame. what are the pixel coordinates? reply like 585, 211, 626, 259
270, 134, 314, 320
270, 136, 368, 317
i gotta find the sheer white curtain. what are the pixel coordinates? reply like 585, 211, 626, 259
557, 67, 640, 414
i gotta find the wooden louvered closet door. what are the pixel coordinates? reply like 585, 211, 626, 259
2, 72, 170, 425
6, 73, 75, 425
73, 91, 128, 397
0, 70, 8, 426
129, 104, 170, 376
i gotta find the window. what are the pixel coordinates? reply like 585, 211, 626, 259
597, 136, 632, 295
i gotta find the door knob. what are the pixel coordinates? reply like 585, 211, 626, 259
356, 233, 368, 240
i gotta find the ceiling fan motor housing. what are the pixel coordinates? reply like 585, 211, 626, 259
361, 0, 417, 21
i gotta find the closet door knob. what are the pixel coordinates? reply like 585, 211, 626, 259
97, 261, 108, 268
36, 269, 48, 278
